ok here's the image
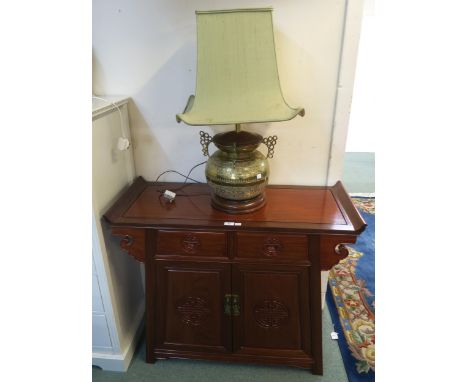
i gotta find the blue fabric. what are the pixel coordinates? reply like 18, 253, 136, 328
326, 200, 375, 382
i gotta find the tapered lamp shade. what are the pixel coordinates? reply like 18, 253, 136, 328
176, 8, 305, 126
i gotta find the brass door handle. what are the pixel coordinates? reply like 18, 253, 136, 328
224, 294, 232, 316
224, 294, 240, 316
231, 294, 240, 316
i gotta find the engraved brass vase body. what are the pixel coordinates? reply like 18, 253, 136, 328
200, 130, 277, 213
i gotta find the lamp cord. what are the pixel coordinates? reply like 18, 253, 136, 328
155, 160, 208, 195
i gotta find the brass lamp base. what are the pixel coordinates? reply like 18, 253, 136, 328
199, 125, 277, 215
211, 193, 266, 214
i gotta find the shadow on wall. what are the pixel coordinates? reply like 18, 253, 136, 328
92, 48, 107, 95
274, 29, 315, 114
101, 220, 145, 333
129, 40, 212, 182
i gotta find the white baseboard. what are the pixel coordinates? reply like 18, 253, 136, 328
92, 351, 130, 372
93, 302, 145, 372
349, 192, 375, 197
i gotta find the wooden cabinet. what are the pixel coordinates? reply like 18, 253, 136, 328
104, 177, 366, 375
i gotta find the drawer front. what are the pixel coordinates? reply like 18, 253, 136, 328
236, 232, 308, 260
156, 230, 227, 257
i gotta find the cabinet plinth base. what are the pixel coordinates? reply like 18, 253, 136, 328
154, 349, 321, 374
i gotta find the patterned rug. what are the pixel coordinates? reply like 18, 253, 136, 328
326, 197, 375, 381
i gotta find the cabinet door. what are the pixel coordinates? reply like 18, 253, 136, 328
154, 260, 231, 354
232, 264, 312, 361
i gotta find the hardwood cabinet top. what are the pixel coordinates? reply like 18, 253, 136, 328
104, 177, 366, 234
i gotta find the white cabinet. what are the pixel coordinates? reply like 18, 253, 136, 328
92, 96, 145, 371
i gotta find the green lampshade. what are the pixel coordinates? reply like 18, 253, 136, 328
176, 8, 305, 126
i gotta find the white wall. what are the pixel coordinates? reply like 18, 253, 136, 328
345, 0, 375, 152
93, 0, 353, 185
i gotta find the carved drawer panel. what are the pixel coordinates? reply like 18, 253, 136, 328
236, 232, 308, 260
156, 230, 227, 257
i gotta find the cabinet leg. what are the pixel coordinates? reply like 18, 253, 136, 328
311, 362, 323, 375
146, 343, 156, 363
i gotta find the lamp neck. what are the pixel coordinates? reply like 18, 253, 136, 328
235, 123, 241, 133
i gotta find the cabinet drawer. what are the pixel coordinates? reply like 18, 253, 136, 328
156, 230, 227, 257
236, 232, 308, 260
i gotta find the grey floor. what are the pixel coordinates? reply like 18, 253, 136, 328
92, 153, 375, 381
342, 152, 375, 193
93, 306, 347, 382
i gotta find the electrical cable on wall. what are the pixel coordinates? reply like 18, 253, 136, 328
93, 95, 130, 150
94, 95, 208, 200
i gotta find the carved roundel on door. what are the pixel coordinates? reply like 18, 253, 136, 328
181, 234, 201, 254
176, 296, 210, 327
253, 299, 289, 329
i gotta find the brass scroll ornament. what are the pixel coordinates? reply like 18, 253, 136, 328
200, 131, 213, 157
262, 135, 278, 158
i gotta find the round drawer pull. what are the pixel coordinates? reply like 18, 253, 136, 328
262, 237, 283, 257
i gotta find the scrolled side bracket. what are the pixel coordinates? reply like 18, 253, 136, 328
111, 227, 146, 263
319, 235, 357, 270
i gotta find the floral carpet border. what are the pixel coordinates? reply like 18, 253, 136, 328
350, 197, 375, 215
328, 197, 375, 374
329, 248, 375, 373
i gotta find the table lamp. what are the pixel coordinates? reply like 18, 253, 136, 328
177, 8, 305, 214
